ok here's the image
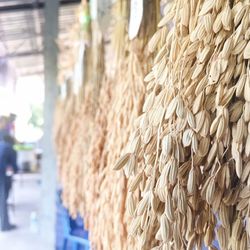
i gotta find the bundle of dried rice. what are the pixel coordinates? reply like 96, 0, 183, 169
83, 1, 159, 249
55, 83, 96, 217
66, 0, 159, 249
115, 0, 250, 249
55, 0, 104, 220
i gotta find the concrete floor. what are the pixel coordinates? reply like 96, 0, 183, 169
0, 173, 53, 250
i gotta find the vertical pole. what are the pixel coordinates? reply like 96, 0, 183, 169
42, 0, 59, 247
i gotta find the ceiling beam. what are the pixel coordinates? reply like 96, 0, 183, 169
7, 50, 43, 58
18, 70, 44, 76
0, 0, 80, 12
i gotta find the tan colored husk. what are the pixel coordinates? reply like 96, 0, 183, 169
56, 0, 250, 249
56, 0, 159, 249
113, 0, 250, 249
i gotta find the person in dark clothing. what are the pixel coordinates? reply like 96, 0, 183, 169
0, 116, 8, 142
3, 135, 17, 200
0, 135, 18, 231
7, 114, 16, 137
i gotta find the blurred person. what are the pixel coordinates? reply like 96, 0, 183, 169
0, 116, 8, 141
6, 113, 16, 137
3, 135, 17, 200
0, 114, 16, 141
0, 134, 18, 231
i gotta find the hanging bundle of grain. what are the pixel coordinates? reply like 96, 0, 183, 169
55, 82, 96, 217
110, 0, 128, 68
66, 83, 97, 216
55, 79, 78, 194
83, 1, 157, 249
77, 1, 160, 249
115, 0, 250, 249
76, 76, 114, 249
55, 0, 104, 218
77, 2, 130, 247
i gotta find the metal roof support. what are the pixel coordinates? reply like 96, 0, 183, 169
41, 0, 59, 246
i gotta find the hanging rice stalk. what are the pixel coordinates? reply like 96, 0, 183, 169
77, 0, 159, 249
115, 0, 250, 249
56, 83, 96, 217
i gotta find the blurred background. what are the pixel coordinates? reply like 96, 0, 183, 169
0, 1, 89, 250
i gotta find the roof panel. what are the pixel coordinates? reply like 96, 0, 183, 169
0, 1, 35, 8
0, 0, 80, 76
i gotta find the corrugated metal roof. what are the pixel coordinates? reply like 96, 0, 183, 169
0, 0, 80, 76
